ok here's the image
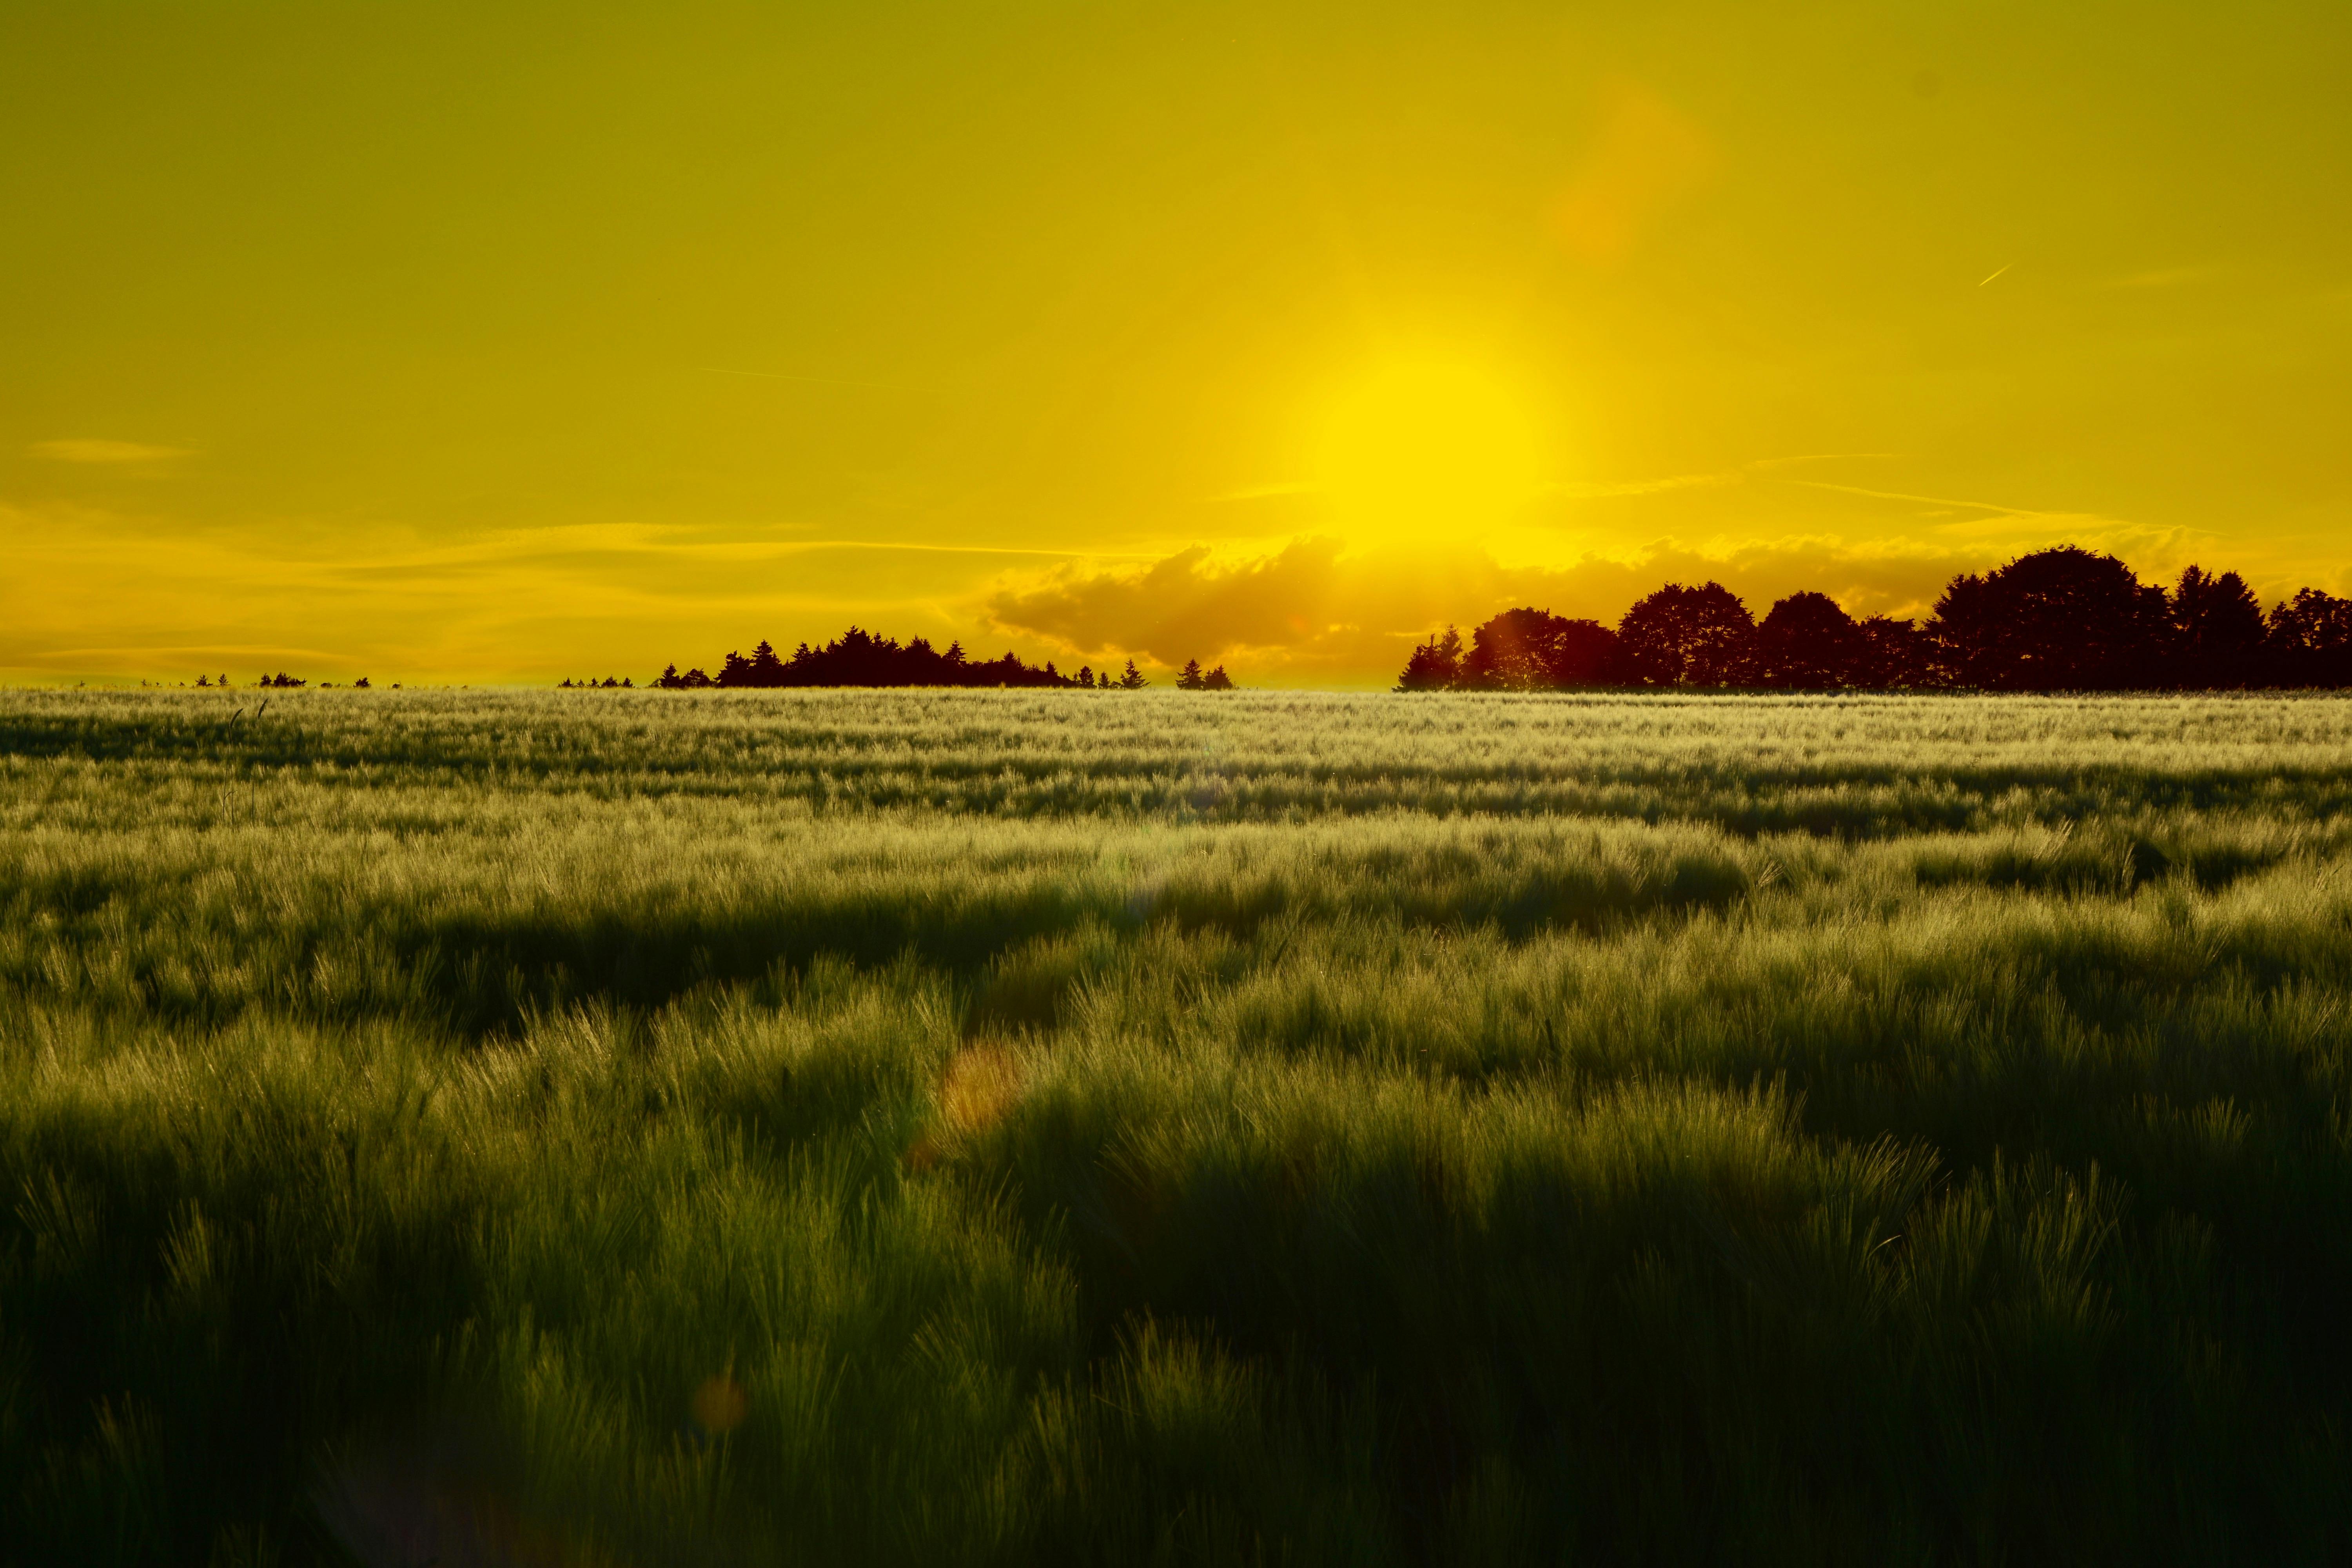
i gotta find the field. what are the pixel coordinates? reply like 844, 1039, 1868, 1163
5, 688, 2352, 1565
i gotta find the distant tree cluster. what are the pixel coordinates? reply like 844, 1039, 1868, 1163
654, 627, 1159, 690
1175, 659, 1234, 690
190, 672, 378, 689
557, 676, 634, 689
1399, 548, 2352, 692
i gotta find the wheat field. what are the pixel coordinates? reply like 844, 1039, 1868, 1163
5, 689, 2351, 1564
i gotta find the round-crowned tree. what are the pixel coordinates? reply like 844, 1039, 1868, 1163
1752, 592, 1866, 688
1617, 583, 1755, 686
2265, 588, 2352, 688
1456, 608, 1621, 690
1928, 547, 2170, 690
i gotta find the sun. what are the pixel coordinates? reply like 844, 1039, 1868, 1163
1310, 357, 1545, 547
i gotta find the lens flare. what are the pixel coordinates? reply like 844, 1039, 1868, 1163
692, 1375, 750, 1435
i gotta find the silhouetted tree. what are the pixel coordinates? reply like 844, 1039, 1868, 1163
1396, 627, 1464, 691
1177, 659, 1206, 690
2265, 588, 2352, 687
1202, 665, 1234, 690
1618, 583, 1754, 686
2171, 566, 2268, 687
1077, 665, 1095, 688
1458, 608, 1621, 690
1118, 659, 1147, 689
1751, 592, 1866, 688
1853, 615, 1930, 688
1927, 547, 2170, 690
678, 626, 1078, 688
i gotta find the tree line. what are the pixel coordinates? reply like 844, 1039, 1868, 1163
189, 673, 379, 689
1398, 547, 2352, 692
655, 626, 1158, 690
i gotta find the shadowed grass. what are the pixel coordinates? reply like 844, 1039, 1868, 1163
3, 690, 2350, 1564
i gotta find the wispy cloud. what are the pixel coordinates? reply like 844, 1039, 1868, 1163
1547, 454, 1900, 501
30, 439, 193, 465
1550, 471, 1742, 499
0, 505, 1162, 684
286, 523, 1150, 583
684, 538, 1149, 561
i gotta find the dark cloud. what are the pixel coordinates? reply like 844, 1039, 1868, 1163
988, 536, 2006, 683
985, 538, 1351, 667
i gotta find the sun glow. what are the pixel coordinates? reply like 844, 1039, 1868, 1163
1310, 359, 1546, 548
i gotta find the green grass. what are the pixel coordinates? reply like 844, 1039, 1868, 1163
4, 688, 2350, 1565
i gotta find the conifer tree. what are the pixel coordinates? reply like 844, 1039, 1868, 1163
2172, 566, 2267, 686
1395, 627, 1463, 690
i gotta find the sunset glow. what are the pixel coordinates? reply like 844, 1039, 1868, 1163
3, 3, 2347, 685
1311, 358, 1548, 548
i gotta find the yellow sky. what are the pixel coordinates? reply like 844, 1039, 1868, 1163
4, 2, 2348, 686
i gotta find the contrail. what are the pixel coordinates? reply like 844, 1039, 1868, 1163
1978, 263, 2012, 287
764, 539, 1158, 560
1787, 478, 2059, 517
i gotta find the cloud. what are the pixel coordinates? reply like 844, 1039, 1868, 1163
987, 449, 2324, 682
987, 538, 1354, 668
0, 504, 1146, 684
987, 534, 2003, 684
30, 439, 193, 465
2, 473, 2323, 687
1550, 472, 1742, 499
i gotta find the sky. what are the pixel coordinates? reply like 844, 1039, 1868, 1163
4, 0, 2348, 686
